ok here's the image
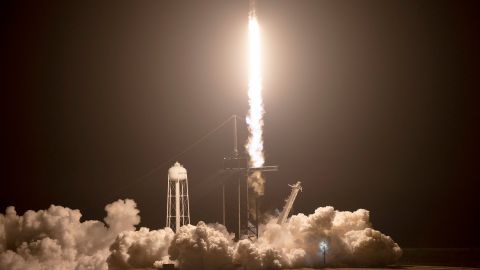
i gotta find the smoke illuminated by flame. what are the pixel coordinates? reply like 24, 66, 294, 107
246, 13, 264, 169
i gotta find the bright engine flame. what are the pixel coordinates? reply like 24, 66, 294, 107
246, 14, 264, 169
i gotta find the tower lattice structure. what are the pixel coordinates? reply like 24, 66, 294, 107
166, 162, 190, 231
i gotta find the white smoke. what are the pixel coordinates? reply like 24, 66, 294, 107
247, 171, 265, 196
248, 206, 402, 268
234, 239, 283, 269
107, 227, 174, 270
0, 200, 401, 270
168, 222, 235, 270
168, 207, 401, 270
0, 199, 140, 270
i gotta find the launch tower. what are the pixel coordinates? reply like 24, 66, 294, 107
223, 115, 278, 239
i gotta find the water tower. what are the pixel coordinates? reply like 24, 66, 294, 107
166, 162, 190, 231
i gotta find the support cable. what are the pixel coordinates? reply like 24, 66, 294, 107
107, 115, 235, 200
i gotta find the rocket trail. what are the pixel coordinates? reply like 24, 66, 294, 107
246, 3, 265, 195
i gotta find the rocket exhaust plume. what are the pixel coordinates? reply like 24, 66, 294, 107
246, 3, 265, 196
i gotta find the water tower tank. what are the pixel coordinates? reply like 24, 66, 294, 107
168, 162, 187, 180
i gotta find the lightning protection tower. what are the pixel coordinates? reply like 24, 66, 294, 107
166, 162, 190, 231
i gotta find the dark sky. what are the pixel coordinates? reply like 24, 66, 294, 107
1, 0, 479, 248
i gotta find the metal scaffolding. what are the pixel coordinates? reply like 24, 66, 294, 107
166, 162, 190, 232
222, 115, 278, 240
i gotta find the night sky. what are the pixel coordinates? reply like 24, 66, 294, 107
2, 1, 479, 248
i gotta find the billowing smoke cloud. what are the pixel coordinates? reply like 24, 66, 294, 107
108, 227, 174, 270
247, 171, 265, 196
168, 207, 401, 270
168, 222, 235, 270
0, 199, 140, 270
249, 206, 402, 268
1, 200, 401, 270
